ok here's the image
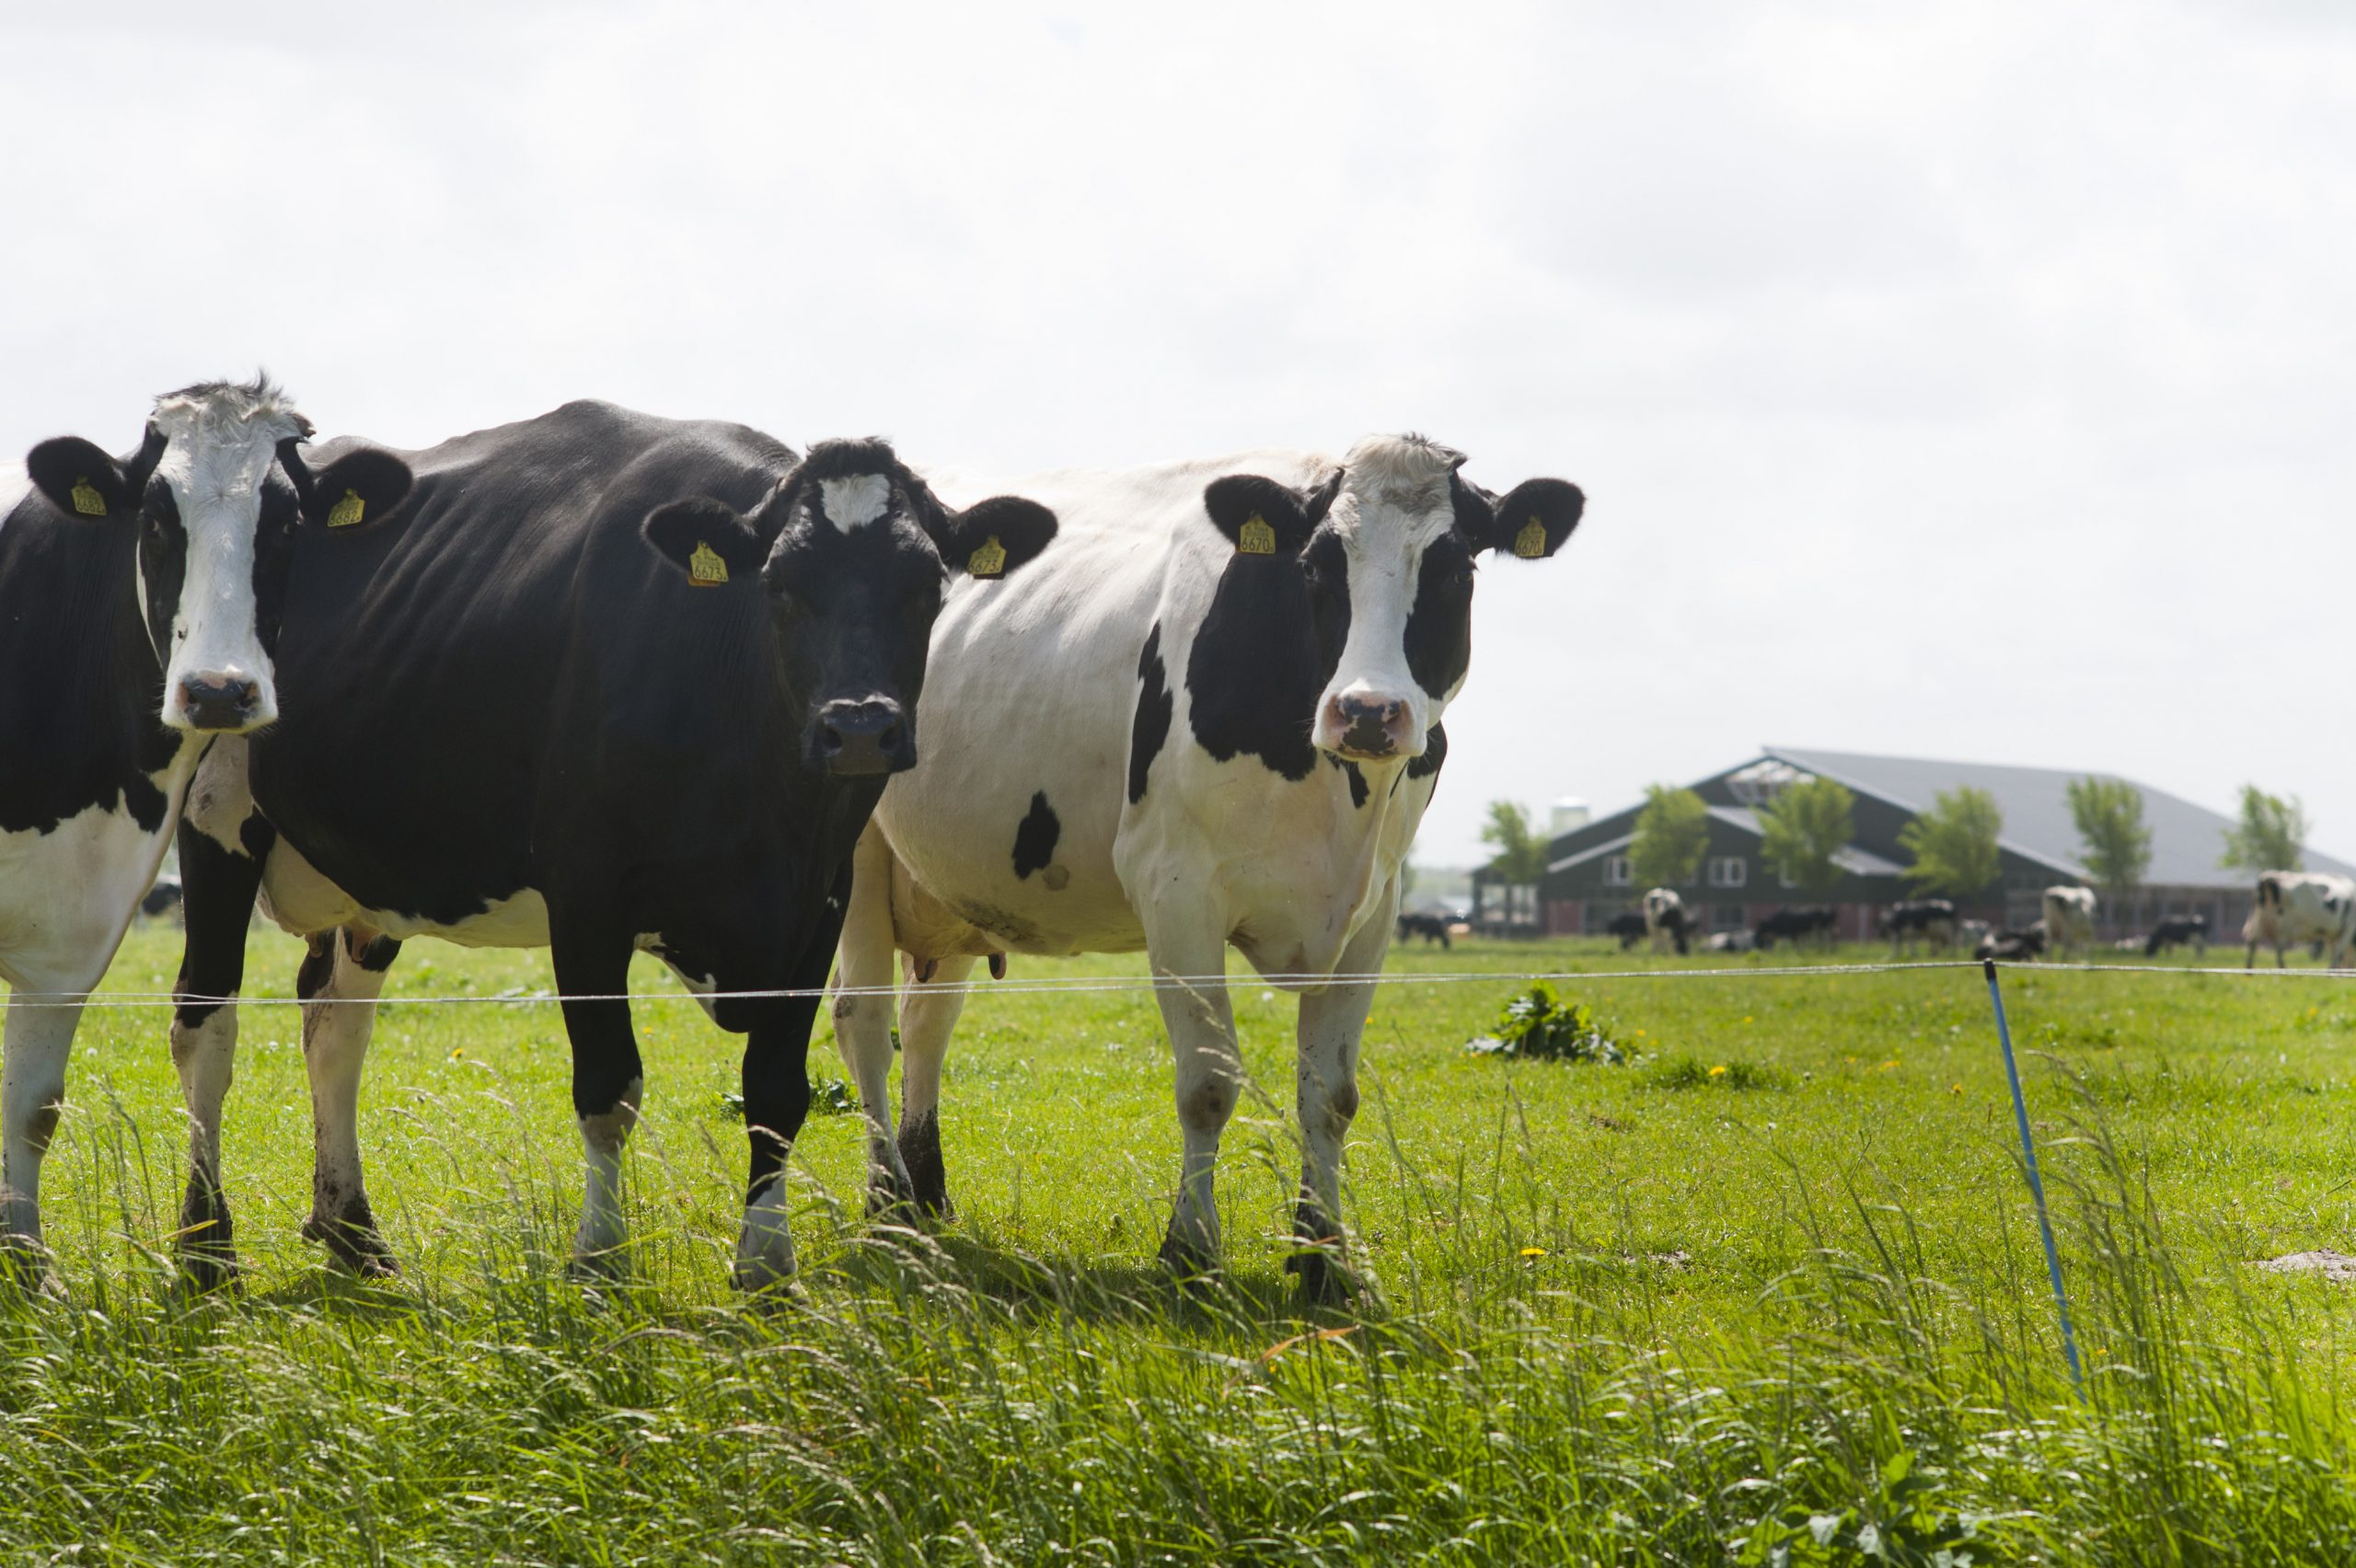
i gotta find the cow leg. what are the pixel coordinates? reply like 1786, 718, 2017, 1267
167, 811, 273, 1289
2, 972, 103, 1293
895, 951, 975, 1222
1143, 898, 1241, 1278
1288, 890, 1394, 1303
550, 926, 643, 1275
732, 879, 846, 1293
297, 928, 401, 1276
832, 824, 915, 1216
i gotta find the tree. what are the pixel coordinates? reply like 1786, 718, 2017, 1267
1631, 785, 1710, 890
2068, 777, 2152, 900
1480, 801, 1547, 883
1899, 786, 2003, 898
2220, 784, 2308, 873
1757, 778, 1855, 900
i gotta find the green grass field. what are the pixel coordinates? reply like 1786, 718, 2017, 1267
6, 925, 2355, 1563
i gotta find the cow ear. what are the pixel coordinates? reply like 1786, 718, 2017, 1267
295, 447, 414, 532
1480, 478, 1584, 560
643, 497, 764, 587
1202, 473, 1319, 559
27, 435, 138, 521
941, 494, 1057, 580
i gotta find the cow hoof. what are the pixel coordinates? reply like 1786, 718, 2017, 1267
1284, 1247, 1361, 1307
1156, 1228, 1222, 1290
176, 1241, 243, 1295
303, 1212, 399, 1279
730, 1253, 799, 1296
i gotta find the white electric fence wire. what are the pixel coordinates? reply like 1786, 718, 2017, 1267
6, 958, 2350, 1009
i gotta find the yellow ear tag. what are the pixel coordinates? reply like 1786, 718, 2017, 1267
1238, 514, 1276, 555
966, 535, 1008, 578
687, 540, 730, 586
1513, 517, 1548, 559
70, 478, 108, 516
327, 488, 366, 528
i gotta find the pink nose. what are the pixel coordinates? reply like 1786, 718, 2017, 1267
1324, 693, 1415, 759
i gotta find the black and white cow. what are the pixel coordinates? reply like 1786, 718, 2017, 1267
2143, 913, 2209, 957
2041, 886, 2097, 958
2242, 872, 2356, 969
0, 378, 409, 1283
1881, 898, 1958, 954
1394, 912, 1453, 949
831, 434, 1581, 1296
1753, 905, 1838, 950
1640, 887, 1692, 955
163, 403, 1053, 1289
1976, 921, 2047, 963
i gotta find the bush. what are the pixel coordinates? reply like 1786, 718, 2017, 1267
1466, 981, 1632, 1064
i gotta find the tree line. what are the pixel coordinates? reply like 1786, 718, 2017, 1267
1479, 779, 2314, 904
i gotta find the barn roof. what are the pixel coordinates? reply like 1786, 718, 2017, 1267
1763, 745, 2356, 888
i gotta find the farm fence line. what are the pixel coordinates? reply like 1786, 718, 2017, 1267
6, 955, 2351, 1009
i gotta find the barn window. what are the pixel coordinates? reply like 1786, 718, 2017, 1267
1603, 855, 1634, 886
1707, 856, 1748, 889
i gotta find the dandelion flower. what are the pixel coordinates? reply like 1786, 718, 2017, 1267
450, 1048, 466, 1061
1949, 1083, 1963, 1094
1519, 1246, 1546, 1259
1708, 1065, 1727, 1078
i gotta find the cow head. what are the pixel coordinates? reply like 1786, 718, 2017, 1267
23, 376, 411, 733
641, 438, 1057, 778
1200, 434, 1583, 766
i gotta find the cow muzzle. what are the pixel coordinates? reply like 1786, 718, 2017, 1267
1316, 691, 1418, 762
173, 672, 270, 733
813, 698, 913, 777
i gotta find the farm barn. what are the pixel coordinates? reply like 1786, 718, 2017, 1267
1494, 746, 2354, 941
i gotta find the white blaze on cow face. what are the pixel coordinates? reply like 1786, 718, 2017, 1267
818, 473, 892, 533
145, 383, 311, 732
1311, 436, 1464, 762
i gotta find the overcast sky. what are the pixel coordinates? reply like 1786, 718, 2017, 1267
6, 2, 2350, 867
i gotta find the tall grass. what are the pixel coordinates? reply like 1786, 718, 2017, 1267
4, 1058, 2354, 1565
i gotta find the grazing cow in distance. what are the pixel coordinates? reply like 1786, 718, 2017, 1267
1704, 930, 1754, 953
2242, 872, 2356, 969
1753, 905, 1838, 951
2042, 886, 2097, 958
1977, 921, 2047, 963
1605, 911, 1649, 950
2144, 914, 2210, 957
831, 433, 1584, 1297
1957, 918, 1992, 953
1641, 887, 1692, 955
1395, 912, 1452, 949
1, 378, 411, 1285
1882, 898, 1958, 954
140, 875, 185, 920
163, 405, 1056, 1291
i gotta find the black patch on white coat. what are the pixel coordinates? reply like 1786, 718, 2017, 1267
1325, 755, 1369, 810
1401, 533, 1476, 701
1183, 480, 1347, 781
1127, 623, 1172, 805
1011, 792, 1060, 880
1405, 723, 1448, 780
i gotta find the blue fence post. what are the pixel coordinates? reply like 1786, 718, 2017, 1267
1983, 957, 2085, 1399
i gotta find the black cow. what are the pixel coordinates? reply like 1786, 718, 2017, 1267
1395, 912, 1453, 949
1881, 898, 1958, 954
1753, 905, 1839, 950
1605, 911, 1650, 951
2, 378, 410, 1284
164, 402, 1054, 1290
2144, 914, 2210, 957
